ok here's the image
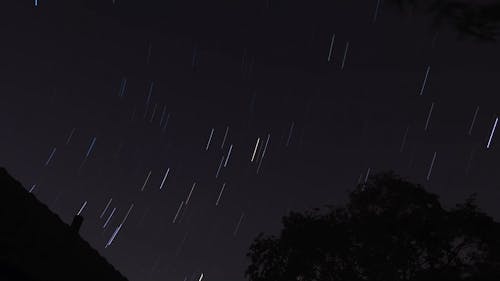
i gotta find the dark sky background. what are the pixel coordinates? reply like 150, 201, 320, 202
2, 0, 500, 280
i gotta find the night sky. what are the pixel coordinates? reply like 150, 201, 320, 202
2, 0, 500, 281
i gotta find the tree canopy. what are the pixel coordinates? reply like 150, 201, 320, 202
385, 0, 500, 41
245, 172, 500, 281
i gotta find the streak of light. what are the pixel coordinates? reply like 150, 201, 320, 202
77, 158, 87, 174
487, 117, 498, 149
327, 34, 335, 62
419, 66, 430, 96
198, 273, 204, 281
141, 170, 152, 191
162, 113, 171, 132
400, 126, 409, 152
357, 173, 363, 185
341, 41, 349, 70
159, 168, 170, 190
426, 152, 437, 181
146, 81, 154, 106
216, 155, 225, 178
206, 128, 215, 151
66, 128, 76, 144
77, 201, 87, 216
256, 133, 270, 174
251, 138, 260, 162
215, 182, 226, 206
224, 144, 233, 167
105, 223, 122, 248
286, 121, 295, 147
364, 168, 371, 183
233, 212, 245, 236
468, 106, 479, 135
100, 198, 113, 218
221, 126, 229, 149
173, 201, 184, 223
159, 105, 167, 127
185, 182, 196, 204
424, 102, 435, 131
44, 147, 57, 166
373, 0, 380, 23
121, 203, 134, 225
103, 207, 116, 229
119, 78, 127, 97
29, 184, 36, 193
86, 137, 97, 158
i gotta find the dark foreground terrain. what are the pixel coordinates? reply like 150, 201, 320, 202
0, 168, 127, 281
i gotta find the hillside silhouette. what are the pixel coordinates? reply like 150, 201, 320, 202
246, 172, 500, 281
0, 168, 128, 281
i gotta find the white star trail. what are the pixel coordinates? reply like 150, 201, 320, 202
426, 152, 437, 181
77, 201, 87, 216
44, 147, 57, 166
424, 102, 435, 131
373, 0, 381, 23
66, 128, 76, 145
206, 128, 215, 151
141, 170, 152, 191
364, 168, 371, 183
341, 41, 349, 70
159, 168, 170, 190
327, 34, 335, 62
256, 134, 270, 174
221, 126, 229, 149
216, 182, 226, 206
400, 126, 409, 152
100, 198, 113, 219
173, 201, 184, 224
251, 138, 260, 162
487, 117, 498, 149
468, 106, 479, 135
185, 182, 196, 205
216, 155, 225, 178
286, 121, 295, 147
224, 144, 233, 167
103, 207, 116, 229
419, 66, 431, 96
233, 212, 245, 236
85, 137, 97, 158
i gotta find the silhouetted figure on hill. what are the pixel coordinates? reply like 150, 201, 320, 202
246, 172, 500, 281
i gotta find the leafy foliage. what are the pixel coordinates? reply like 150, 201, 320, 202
246, 172, 500, 281
385, 0, 500, 41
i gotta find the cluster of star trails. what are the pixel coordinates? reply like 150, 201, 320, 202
22, 2, 500, 281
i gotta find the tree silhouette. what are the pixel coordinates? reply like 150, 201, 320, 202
385, 0, 500, 42
245, 172, 500, 281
